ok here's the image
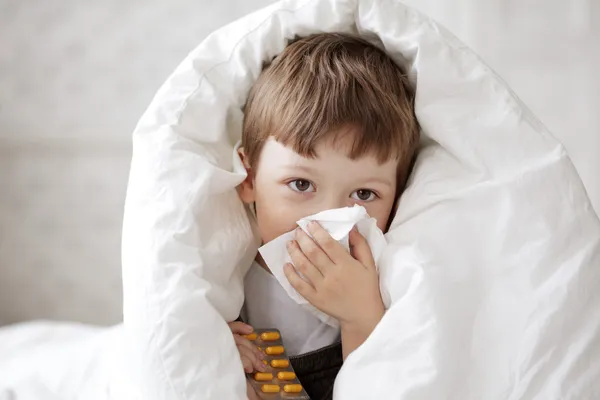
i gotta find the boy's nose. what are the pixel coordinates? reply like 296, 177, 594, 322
322, 196, 352, 211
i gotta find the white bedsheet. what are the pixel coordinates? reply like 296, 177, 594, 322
0, 322, 127, 400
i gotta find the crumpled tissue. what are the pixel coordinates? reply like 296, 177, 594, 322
258, 205, 387, 328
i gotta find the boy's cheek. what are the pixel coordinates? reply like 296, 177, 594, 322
365, 198, 397, 233
255, 201, 305, 243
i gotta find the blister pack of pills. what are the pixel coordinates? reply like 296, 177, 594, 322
243, 329, 310, 399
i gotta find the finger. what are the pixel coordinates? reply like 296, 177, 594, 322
287, 240, 324, 283
237, 342, 264, 372
294, 228, 334, 271
239, 346, 267, 372
228, 321, 253, 335
240, 354, 253, 373
234, 335, 265, 361
284, 262, 317, 301
349, 226, 375, 269
306, 221, 348, 264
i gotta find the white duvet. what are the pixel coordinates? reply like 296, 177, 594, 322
2, 0, 600, 399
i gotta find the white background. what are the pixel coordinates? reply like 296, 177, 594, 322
0, 0, 598, 326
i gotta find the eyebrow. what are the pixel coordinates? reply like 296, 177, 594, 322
280, 165, 320, 175
365, 177, 394, 188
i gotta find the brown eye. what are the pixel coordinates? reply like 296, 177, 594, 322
351, 189, 376, 202
288, 179, 314, 193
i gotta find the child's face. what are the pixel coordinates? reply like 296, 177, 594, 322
239, 135, 398, 245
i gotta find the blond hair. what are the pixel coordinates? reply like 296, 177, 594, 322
242, 33, 419, 188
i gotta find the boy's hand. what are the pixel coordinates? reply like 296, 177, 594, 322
228, 321, 267, 374
284, 222, 385, 357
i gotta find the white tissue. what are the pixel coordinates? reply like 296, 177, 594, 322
258, 205, 387, 328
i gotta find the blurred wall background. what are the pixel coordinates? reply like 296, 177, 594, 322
0, 0, 598, 326
0, 0, 275, 326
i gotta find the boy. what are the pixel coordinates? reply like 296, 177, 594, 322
230, 33, 419, 399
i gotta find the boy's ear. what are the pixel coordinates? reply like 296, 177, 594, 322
237, 147, 255, 204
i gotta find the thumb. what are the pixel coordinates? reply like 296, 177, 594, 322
349, 226, 375, 269
228, 321, 253, 335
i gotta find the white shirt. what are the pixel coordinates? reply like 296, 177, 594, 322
242, 261, 340, 356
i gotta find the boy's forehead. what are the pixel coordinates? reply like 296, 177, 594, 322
259, 138, 308, 168
261, 136, 352, 163
261, 137, 398, 169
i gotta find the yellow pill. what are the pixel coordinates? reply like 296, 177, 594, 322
283, 384, 303, 393
265, 346, 285, 355
244, 333, 257, 341
254, 372, 273, 381
260, 331, 281, 341
277, 371, 296, 381
270, 359, 290, 368
262, 360, 268, 365
261, 384, 280, 393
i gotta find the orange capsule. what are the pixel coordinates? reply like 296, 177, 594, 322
260, 331, 281, 341
262, 360, 268, 365
265, 346, 284, 355
270, 359, 290, 368
277, 371, 296, 381
254, 372, 273, 381
283, 384, 303, 393
243, 333, 257, 341
261, 384, 280, 393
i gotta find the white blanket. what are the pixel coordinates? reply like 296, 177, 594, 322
120, 0, 600, 398
2, 0, 599, 399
